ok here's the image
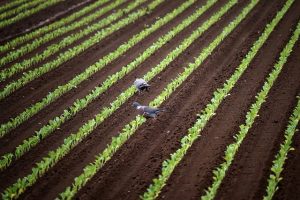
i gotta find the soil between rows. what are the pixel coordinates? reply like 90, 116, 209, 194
2, 0, 249, 197
74, 0, 298, 199
2, 0, 217, 192
0, 0, 209, 158
0, 0, 182, 122
0, 0, 131, 73
159, 1, 300, 199
0, 0, 300, 199
0, 0, 98, 41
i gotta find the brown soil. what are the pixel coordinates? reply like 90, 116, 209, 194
0, 0, 100, 42
0, 0, 299, 199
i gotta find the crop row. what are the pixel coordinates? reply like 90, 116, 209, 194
0, 0, 126, 69
141, 0, 294, 199
0, 0, 31, 13
0, 0, 202, 198
0, 0, 46, 21
0, 0, 217, 170
0, 0, 236, 197
201, 12, 298, 200
0, 0, 110, 53
0, 0, 64, 29
0, 0, 164, 101
0, 0, 170, 139
264, 96, 300, 200
0, 0, 130, 76
56, 0, 252, 198
0, 0, 150, 92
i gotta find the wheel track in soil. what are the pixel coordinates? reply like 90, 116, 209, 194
0, 0, 131, 73
0, 0, 249, 198
214, 29, 300, 200
0, 0, 218, 195
67, 0, 289, 199
0, 0, 181, 121
0, 0, 95, 39
0, 0, 222, 154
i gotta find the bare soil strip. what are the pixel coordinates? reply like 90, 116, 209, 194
0, 0, 94, 39
157, 1, 300, 200
0, 0, 204, 194
1, 0, 299, 199
1, 0, 247, 198
0, 0, 202, 154
215, 35, 300, 200
0, 0, 181, 125
67, 0, 292, 199
0, 0, 129, 73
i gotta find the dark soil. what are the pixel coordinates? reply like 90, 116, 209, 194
0, 0, 299, 199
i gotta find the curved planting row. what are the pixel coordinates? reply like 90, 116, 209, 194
0, 0, 238, 198
0, 0, 128, 75
0, 0, 110, 53
263, 96, 300, 200
0, 0, 46, 21
141, 0, 294, 199
0, 0, 187, 139
201, 17, 299, 200
0, 0, 64, 29
0, 0, 217, 170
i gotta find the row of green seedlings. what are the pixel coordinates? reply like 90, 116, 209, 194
0, 0, 146, 85
0, 0, 130, 74
0, 0, 190, 138
141, 0, 294, 199
0, 0, 218, 170
263, 96, 300, 200
0, 0, 110, 53
0, 0, 46, 21
0, 0, 32, 13
201, 16, 300, 200
57, 0, 258, 198
0, 0, 164, 100
1, 0, 237, 198
0, 0, 64, 29
0, 0, 126, 68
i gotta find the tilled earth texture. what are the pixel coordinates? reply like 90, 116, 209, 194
0, 0, 299, 199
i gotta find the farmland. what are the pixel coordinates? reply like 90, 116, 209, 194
0, 0, 299, 199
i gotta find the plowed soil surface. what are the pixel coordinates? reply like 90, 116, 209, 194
0, 0, 299, 199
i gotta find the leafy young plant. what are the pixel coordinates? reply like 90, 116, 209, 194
201, 2, 297, 200
1, 0, 206, 198
0, 0, 218, 171
56, 0, 267, 198
0, 0, 31, 13
0, 0, 64, 29
0, 0, 46, 21
262, 36, 300, 200
0, 0, 152, 96
0, 0, 126, 73
0, 0, 111, 53
142, 0, 295, 199
0, 0, 167, 138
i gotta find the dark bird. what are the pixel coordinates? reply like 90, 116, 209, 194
134, 78, 150, 92
132, 102, 164, 118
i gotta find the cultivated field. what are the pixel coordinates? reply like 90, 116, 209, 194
0, 0, 299, 199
